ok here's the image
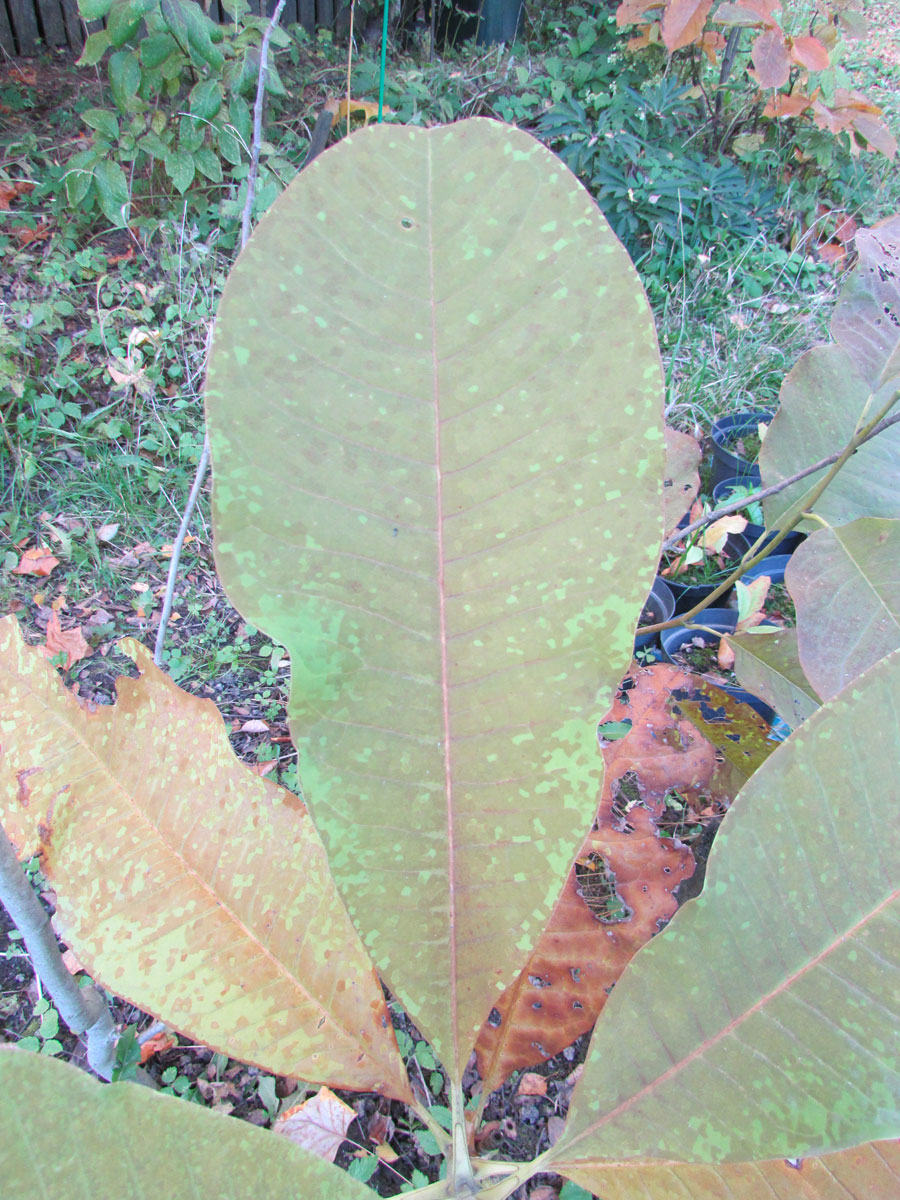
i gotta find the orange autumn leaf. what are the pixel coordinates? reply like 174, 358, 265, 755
789, 33, 829, 72
12, 546, 59, 577
763, 90, 814, 118
0, 181, 34, 209
10, 222, 51, 247
517, 1071, 548, 1097
39, 611, 91, 671
139, 1031, 177, 1063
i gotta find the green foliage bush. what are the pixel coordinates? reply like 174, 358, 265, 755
67, 0, 294, 225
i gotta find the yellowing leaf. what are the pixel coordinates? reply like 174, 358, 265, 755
701, 513, 747, 551
733, 574, 770, 630
273, 1086, 356, 1161
661, 0, 713, 52
0, 615, 412, 1103
330, 97, 384, 127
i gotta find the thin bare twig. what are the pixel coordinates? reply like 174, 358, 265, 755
640, 391, 900, 636
660, 407, 900, 555
241, 0, 288, 250
154, 0, 286, 667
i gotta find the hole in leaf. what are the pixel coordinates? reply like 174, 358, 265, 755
400, 216, 414, 229
574, 852, 633, 924
487, 1008, 502, 1028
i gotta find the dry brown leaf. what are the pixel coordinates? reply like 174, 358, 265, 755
12, 547, 59, 577
139, 1030, 177, 1063
39, 612, 91, 671
517, 1072, 548, 1097
273, 1086, 356, 1161
240, 719, 270, 733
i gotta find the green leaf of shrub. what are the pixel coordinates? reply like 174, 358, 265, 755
63, 150, 99, 207
164, 149, 195, 193
77, 0, 115, 19
76, 29, 111, 67
137, 129, 171, 159
91, 159, 130, 225
205, 118, 665, 1081
189, 77, 223, 120
216, 125, 243, 165
81, 107, 120, 141
140, 30, 178, 68
107, 0, 158, 47
193, 145, 223, 182
108, 49, 142, 112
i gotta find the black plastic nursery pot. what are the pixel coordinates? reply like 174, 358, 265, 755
711, 477, 805, 555
662, 532, 750, 615
708, 410, 773, 492
659, 608, 776, 723
634, 577, 675, 651
741, 554, 792, 585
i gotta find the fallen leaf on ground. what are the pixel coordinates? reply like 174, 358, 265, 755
139, 1030, 176, 1063
273, 1086, 356, 1161
239, 719, 269, 733
12, 547, 59, 577
0, 181, 34, 209
517, 1072, 548, 1097
39, 611, 91, 670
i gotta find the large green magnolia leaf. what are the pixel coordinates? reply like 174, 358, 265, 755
0, 616, 411, 1102
0, 1049, 363, 1198
205, 118, 665, 1079
786, 517, 900, 700
727, 626, 820, 727
760, 343, 900, 530
548, 646, 900, 1177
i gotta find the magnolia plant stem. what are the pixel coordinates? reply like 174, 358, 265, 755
0, 825, 116, 1080
640, 388, 900, 636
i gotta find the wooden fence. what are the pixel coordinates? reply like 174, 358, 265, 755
1, 1, 345, 57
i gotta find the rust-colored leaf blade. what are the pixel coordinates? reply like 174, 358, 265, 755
474, 665, 711, 1096
661, 0, 713, 51
0, 615, 411, 1102
751, 28, 791, 88
663, 428, 701, 535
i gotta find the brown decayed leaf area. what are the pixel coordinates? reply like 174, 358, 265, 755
472, 663, 762, 1101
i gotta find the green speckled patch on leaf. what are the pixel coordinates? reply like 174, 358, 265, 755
205, 117, 665, 1082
